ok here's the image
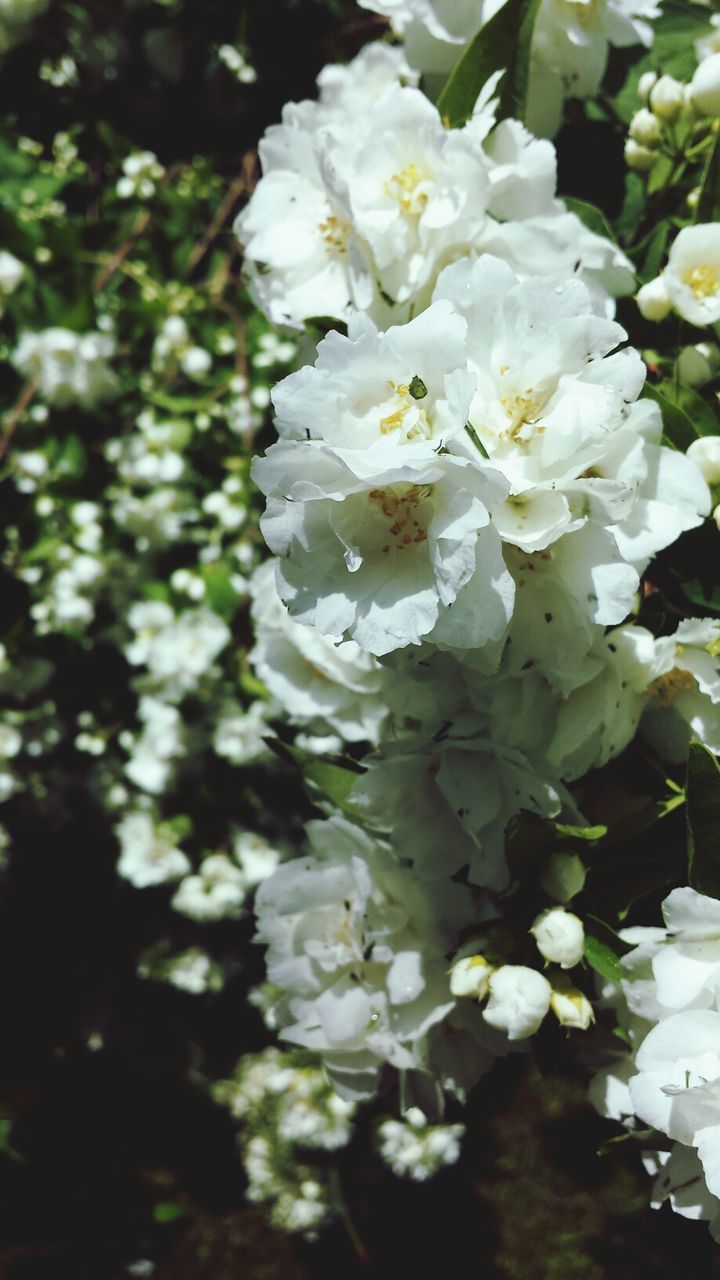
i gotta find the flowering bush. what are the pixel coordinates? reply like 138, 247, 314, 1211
3, 0, 720, 1276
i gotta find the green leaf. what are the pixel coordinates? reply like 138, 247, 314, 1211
436, 0, 542, 128
696, 127, 720, 224
687, 740, 720, 898
584, 916, 631, 985
644, 380, 718, 449
553, 822, 608, 842
153, 1201, 184, 1225
639, 221, 669, 284
266, 739, 364, 814
201, 562, 239, 619
564, 197, 619, 248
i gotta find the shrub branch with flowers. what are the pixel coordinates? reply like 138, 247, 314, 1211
3, 0, 720, 1275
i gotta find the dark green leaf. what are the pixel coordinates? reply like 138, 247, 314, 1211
687, 740, 720, 898
696, 128, 720, 224
437, 0, 542, 128
564, 197, 619, 248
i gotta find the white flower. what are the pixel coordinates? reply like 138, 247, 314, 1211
624, 139, 657, 172
663, 224, 720, 328
172, 854, 248, 922
232, 830, 281, 889
256, 444, 511, 657
116, 151, 164, 200
677, 343, 720, 388
690, 53, 720, 118
629, 108, 662, 146
126, 603, 230, 698
482, 964, 552, 1039
635, 274, 672, 321
531, 906, 585, 968
688, 436, 720, 485
0, 250, 23, 295
213, 699, 273, 765
116, 810, 191, 888
123, 696, 183, 795
12, 327, 117, 408
376, 1107, 465, 1180
642, 618, 720, 761
254, 815, 462, 1098
249, 559, 387, 743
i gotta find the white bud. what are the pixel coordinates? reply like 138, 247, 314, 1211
540, 852, 586, 904
688, 435, 720, 486
482, 965, 552, 1040
637, 70, 658, 103
550, 984, 595, 1031
449, 954, 494, 1000
714, 502, 720, 533
629, 108, 662, 147
181, 346, 212, 379
0, 250, 24, 296
636, 275, 672, 322
530, 907, 585, 969
624, 138, 657, 172
650, 75, 685, 121
677, 342, 720, 388
690, 53, 720, 119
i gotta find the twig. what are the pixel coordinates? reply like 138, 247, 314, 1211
0, 378, 37, 463
186, 150, 257, 275
93, 209, 153, 293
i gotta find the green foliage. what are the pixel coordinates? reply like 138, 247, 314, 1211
436, 0, 542, 127
686, 741, 720, 898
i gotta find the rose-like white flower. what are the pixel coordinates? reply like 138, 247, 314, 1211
531, 906, 585, 968
663, 224, 720, 328
254, 815, 464, 1098
690, 53, 720, 118
482, 964, 552, 1039
249, 560, 387, 742
172, 854, 248, 922
255, 442, 512, 657
642, 618, 720, 761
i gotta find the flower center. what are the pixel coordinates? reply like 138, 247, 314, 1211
385, 163, 430, 217
368, 484, 431, 553
683, 264, 720, 300
319, 214, 350, 255
647, 668, 696, 706
379, 379, 431, 440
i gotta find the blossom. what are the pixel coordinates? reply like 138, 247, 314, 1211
0, 250, 24, 296
376, 1106, 465, 1179
663, 224, 720, 328
249, 560, 387, 742
642, 619, 720, 761
254, 815, 463, 1098
116, 151, 164, 200
12, 326, 117, 408
255, 444, 512, 657
172, 854, 248, 922
115, 810, 191, 888
690, 53, 720, 118
530, 906, 585, 968
450, 955, 495, 999
482, 964, 552, 1039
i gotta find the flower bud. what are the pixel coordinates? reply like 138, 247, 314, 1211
624, 138, 657, 172
629, 108, 662, 147
636, 275, 672, 322
540, 851, 586, 904
550, 979, 595, 1031
650, 74, 685, 121
690, 53, 720, 119
677, 342, 720, 388
530, 906, 585, 969
637, 70, 658, 103
449, 954, 494, 1000
714, 502, 720, 533
688, 435, 720, 486
482, 965, 552, 1040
